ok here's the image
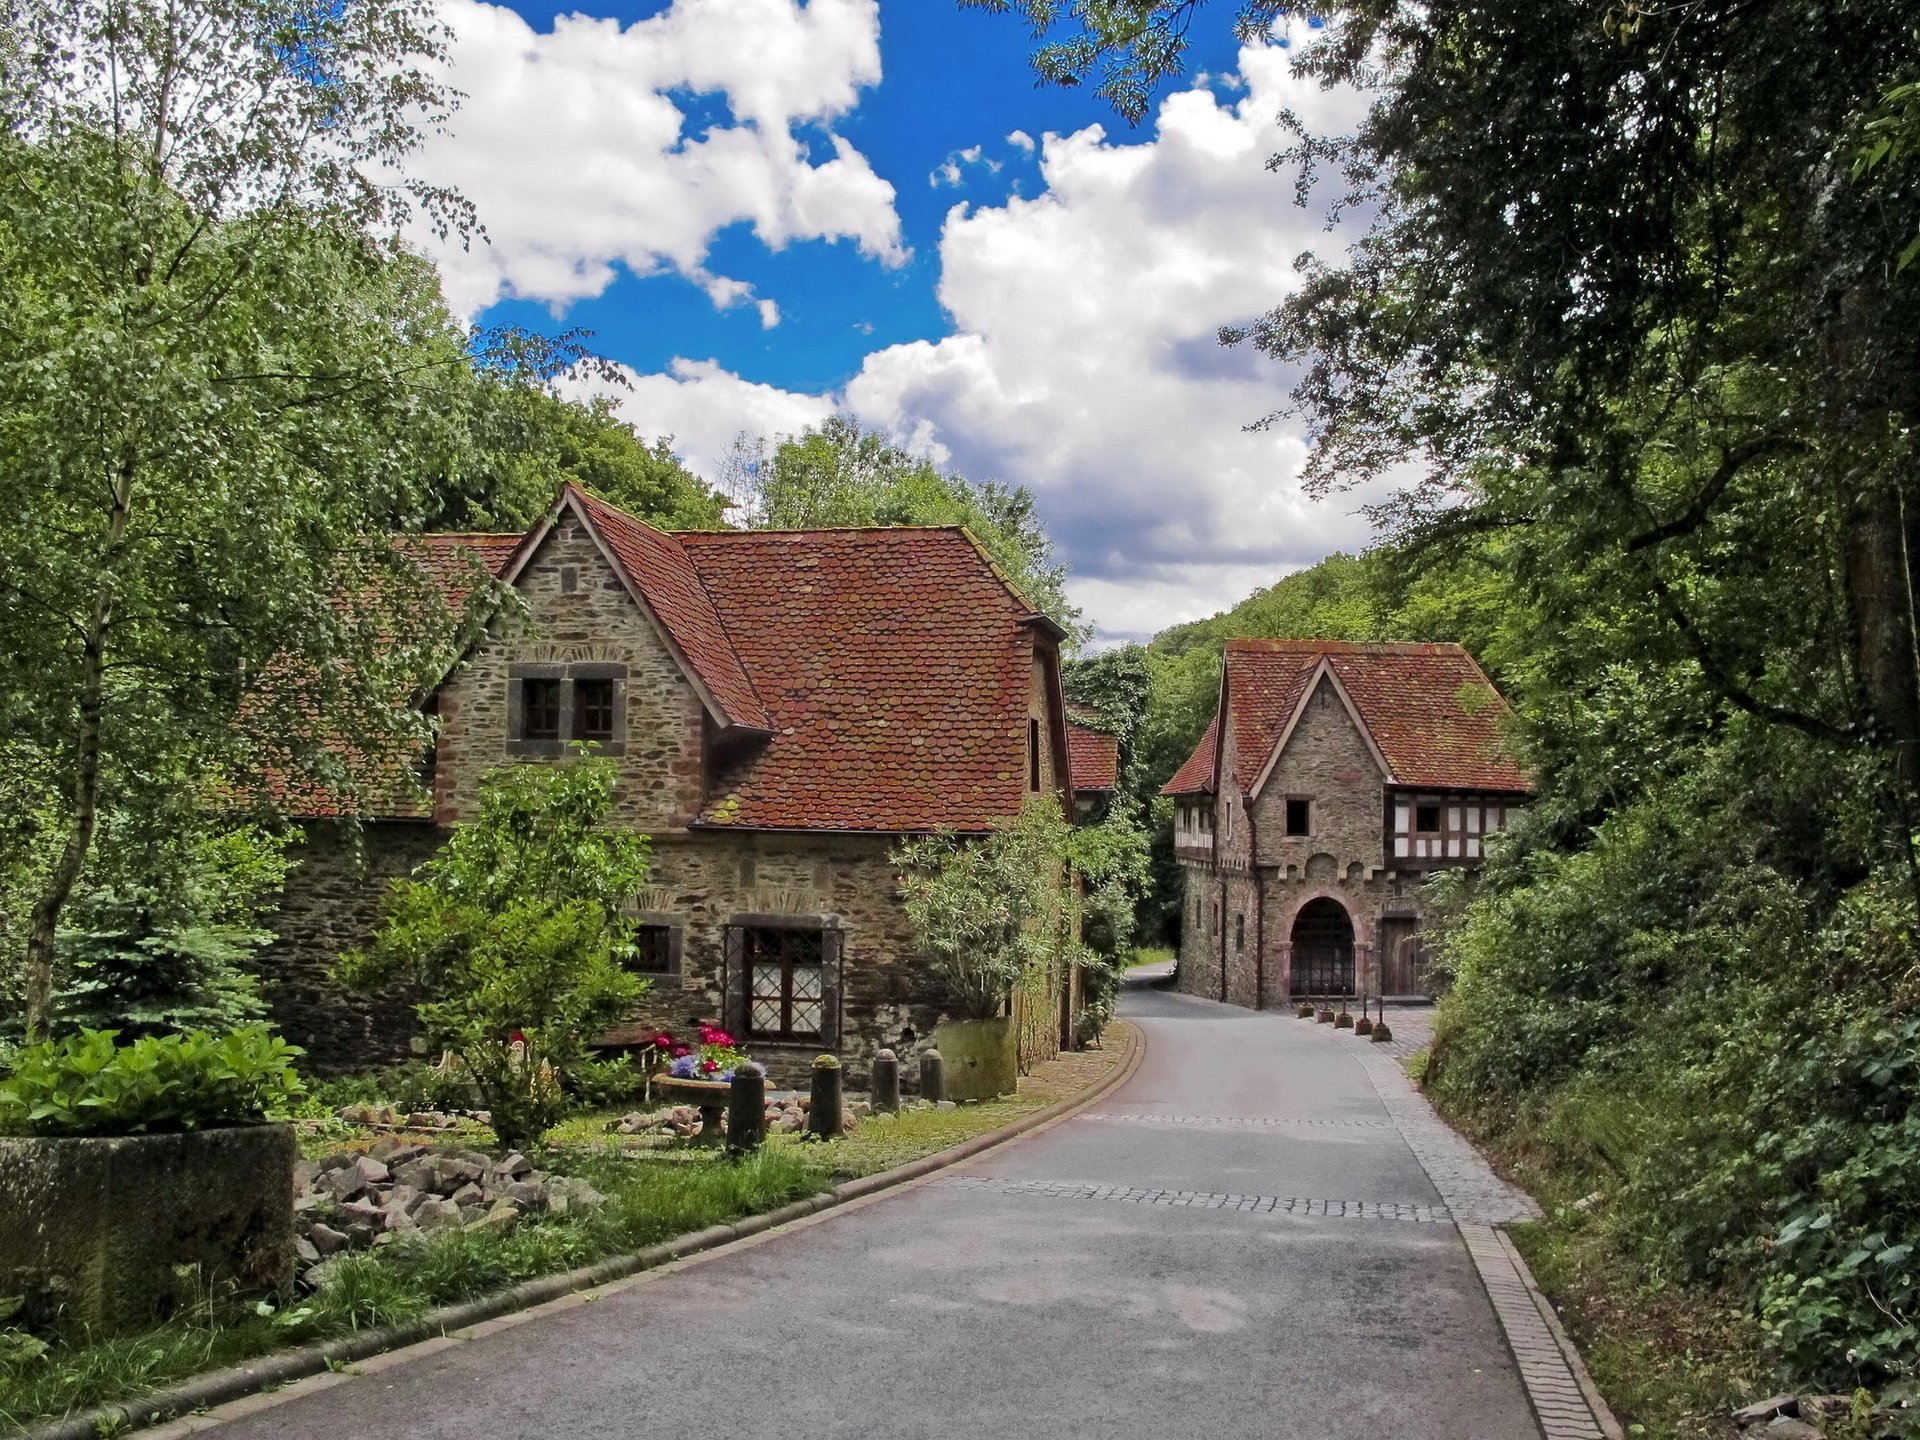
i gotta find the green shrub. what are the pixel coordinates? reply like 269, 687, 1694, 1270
306, 1060, 476, 1114
339, 757, 649, 1149
0, 1026, 304, 1136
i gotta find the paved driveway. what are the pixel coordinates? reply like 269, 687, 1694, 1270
198, 983, 1550, 1440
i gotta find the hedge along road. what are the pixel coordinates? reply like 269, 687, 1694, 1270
176, 978, 1550, 1440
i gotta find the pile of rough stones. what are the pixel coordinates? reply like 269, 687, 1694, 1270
1731, 1393, 1863, 1438
330, 1104, 479, 1131
607, 1095, 882, 1138
293, 1137, 606, 1285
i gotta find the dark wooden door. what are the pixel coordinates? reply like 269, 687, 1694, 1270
1377, 917, 1431, 997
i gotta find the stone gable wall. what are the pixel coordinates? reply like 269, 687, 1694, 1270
433, 517, 707, 831
1251, 675, 1387, 876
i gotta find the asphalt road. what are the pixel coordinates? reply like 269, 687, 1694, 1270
204, 979, 1543, 1440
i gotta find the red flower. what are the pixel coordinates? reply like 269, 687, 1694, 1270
651, 1033, 675, 1049
671, 1044, 692, 1058
699, 1059, 719, 1074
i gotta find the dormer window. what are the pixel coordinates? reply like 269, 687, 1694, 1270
521, 678, 561, 740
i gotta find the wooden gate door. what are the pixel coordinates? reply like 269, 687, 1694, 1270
1376, 917, 1431, 997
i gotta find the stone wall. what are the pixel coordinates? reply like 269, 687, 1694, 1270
262, 823, 960, 1089
258, 821, 440, 1072
0, 1125, 295, 1336
1251, 675, 1386, 876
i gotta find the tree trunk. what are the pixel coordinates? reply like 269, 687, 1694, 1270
1844, 480, 1920, 797
22, 463, 133, 1043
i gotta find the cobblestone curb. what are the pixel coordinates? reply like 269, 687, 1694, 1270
1348, 1025, 1621, 1440
21, 1024, 1143, 1440
1460, 1224, 1623, 1440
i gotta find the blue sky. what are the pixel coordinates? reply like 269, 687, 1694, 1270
479, 1, 1247, 394
410, 0, 1373, 642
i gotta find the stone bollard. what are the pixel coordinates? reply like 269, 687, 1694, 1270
727, 1066, 766, 1153
1371, 1020, 1394, 1043
808, 1054, 844, 1140
871, 1048, 900, 1114
919, 1047, 945, 1104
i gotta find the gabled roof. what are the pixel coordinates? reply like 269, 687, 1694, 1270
280, 491, 1069, 833
525, 486, 771, 733
1066, 719, 1119, 795
1160, 640, 1530, 796
679, 525, 1045, 831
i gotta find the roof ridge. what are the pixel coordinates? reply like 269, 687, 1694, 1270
679, 524, 976, 538
1223, 638, 1469, 655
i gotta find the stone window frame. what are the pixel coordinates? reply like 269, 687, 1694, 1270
625, 913, 683, 988
1283, 796, 1312, 837
506, 661, 628, 757
721, 916, 844, 1049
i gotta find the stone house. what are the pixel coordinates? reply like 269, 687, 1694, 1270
261, 484, 1081, 1084
1161, 640, 1531, 1007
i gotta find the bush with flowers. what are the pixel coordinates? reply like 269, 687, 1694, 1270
652, 1023, 762, 1083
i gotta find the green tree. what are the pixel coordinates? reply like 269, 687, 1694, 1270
894, 794, 1091, 1022
735, 417, 1083, 637
0, 0, 483, 1041
446, 384, 727, 533
339, 757, 648, 1149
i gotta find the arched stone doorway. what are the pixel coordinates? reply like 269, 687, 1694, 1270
1290, 897, 1355, 997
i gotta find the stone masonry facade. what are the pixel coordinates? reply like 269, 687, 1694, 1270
1166, 643, 1531, 1009
258, 492, 1078, 1085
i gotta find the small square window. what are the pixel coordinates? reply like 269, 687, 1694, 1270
628, 924, 676, 975
574, 678, 615, 742
1285, 798, 1311, 836
521, 677, 561, 740
1415, 803, 1442, 834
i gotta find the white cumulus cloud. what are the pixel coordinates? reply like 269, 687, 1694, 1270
575, 24, 1388, 640
413, 0, 905, 318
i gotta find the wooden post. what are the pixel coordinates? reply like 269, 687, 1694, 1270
727, 1066, 766, 1153
871, 1048, 900, 1114
808, 1055, 844, 1139
919, 1047, 945, 1103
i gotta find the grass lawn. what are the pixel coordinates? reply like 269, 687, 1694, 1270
1127, 947, 1174, 970
1429, 1088, 1774, 1440
0, 1029, 1131, 1432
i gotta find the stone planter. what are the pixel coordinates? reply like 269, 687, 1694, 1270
933, 1017, 1018, 1102
0, 1123, 295, 1336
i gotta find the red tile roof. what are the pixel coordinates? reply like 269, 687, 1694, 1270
1160, 641, 1530, 796
275, 493, 1065, 833
1163, 713, 1219, 795
1067, 720, 1119, 795
679, 525, 1043, 831
402, 533, 523, 610
565, 487, 771, 732
256, 535, 522, 819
